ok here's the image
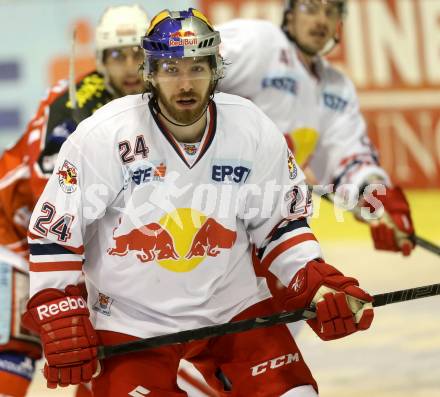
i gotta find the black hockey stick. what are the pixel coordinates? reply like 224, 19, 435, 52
318, 191, 440, 257
97, 283, 440, 360
414, 236, 440, 256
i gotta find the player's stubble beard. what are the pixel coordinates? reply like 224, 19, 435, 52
156, 84, 211, 125
292, 30, 329, 57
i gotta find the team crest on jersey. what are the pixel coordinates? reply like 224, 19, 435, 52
57, 160, 78, 193
183, 144, 197, 156
92, 293, 114, 316
287, 149, 297, 180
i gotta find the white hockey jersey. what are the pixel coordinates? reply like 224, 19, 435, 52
28, 93, 322, 338
217, 19, 389, 190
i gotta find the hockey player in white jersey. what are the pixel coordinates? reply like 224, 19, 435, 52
217, 0, 415, 256
22, 9, 374, 396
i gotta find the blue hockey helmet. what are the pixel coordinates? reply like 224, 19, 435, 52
141, 8, 224, 83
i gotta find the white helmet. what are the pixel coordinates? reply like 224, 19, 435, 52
95, 4, 149, 71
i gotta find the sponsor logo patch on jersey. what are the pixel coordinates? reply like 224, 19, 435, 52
211, 159, 252, 184
262, 76, 297, 95
323, 92, 348, 112
287, 149, 297, 180
131, 162, 167, 185
57, 160, 78, 193
92, 293, 114, 316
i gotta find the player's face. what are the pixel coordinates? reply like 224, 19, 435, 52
103, 46, 145, 96
153, 57, 213, 125
286, 0, 342, 55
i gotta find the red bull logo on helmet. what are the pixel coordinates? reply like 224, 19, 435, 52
169, 30, 198, 47
107, 208, 237, 273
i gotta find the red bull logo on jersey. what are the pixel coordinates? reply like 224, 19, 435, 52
107, 209, 237, 273
108, 222, 179, 262
185, 218, 236, 259
169, 30, 198, 47
57, 160, 78, 193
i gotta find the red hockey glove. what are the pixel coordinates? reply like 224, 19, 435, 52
21, 285, 98, 388
360, 186, 415, 256
284, 260, 374, 341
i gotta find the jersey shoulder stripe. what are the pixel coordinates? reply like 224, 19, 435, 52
29, 261, 83, 272
28, 243, 84, 256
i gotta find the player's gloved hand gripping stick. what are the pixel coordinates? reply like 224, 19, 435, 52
320, 187, 440, 257
358, 186, 414, 255
282, 260, 374, 341
97, 281, 440, 359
